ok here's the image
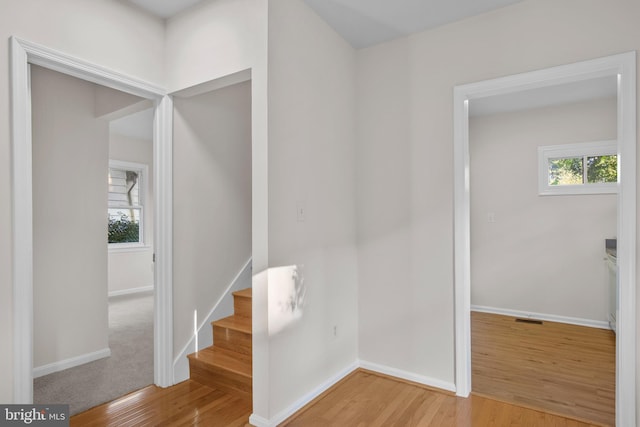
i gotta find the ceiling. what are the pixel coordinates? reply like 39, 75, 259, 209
301, 0, 524, 48
127, 0, 525, 48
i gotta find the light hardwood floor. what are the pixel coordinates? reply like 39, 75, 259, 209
281, 369, 601, 426
71, 370, 605, 426
70, 380, 251, 427
471, 311, 615, 426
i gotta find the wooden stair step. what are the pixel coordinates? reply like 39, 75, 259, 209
188, 346, 251, 377
213, 315, 252, 356
213, 314, 252, 333
233, 288, 252, 299
187, 287, 252, 399
232, 288, 252, 318
187, 347, 252, 400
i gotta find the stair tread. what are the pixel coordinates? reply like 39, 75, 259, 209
188, 346, 251, 378
233, 288, 252, 299
213, 314, 252, 333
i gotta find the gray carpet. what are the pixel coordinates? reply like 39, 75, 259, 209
34, 292, 154, 415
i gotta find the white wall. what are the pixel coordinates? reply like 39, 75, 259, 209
357, 38, 435, 377
0, 0, 164, 402
165, 0, 266, 93
267, 0, 358, 419
172, 81, 252, 361
108, 133, 154, 295
470, 98, 617, 323
31, 66, 109, 368
355, 0, 640, 394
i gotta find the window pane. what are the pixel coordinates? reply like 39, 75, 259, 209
108, 208, 141, 243
548, 157, 583, 186
587, 155, 617, 183
108, 168, 140, 207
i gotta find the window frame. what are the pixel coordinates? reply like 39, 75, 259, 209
108, 159, 148, 249
537, 140, 618, 196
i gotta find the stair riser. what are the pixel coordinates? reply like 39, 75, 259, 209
233, 297, 251, 318
189, 359, 251, 401
213, 326, 252, 356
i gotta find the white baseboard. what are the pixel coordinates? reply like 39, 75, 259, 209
248, 414, 271, 427
358, 359, 456, 393
33, 347, 111, 378
471, 305, 611, 330
173, 258, 252, 384
249, 361, 358, 427
108, 285, 154, 298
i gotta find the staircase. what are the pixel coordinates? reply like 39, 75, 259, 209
187, 288, 252, 401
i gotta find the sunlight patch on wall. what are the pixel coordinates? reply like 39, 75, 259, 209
268, 265, 305, 336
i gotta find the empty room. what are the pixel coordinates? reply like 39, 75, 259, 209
2, 1, 639, 426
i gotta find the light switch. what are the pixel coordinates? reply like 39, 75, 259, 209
488, 212, 496, 223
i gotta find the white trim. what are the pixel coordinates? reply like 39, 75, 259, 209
10, 36, 174, 402
173, 258, 252, 383
454, 51, 636, 427
108, 242, 146, 250
453, 93, 472, 398
153, 95, 174, 388
108, 286, 154, 298
14, 38, 165, 99
33, 348, 111, 378
471, 305, 610, 330
108, 245, 152, 254
248, 414, 271, 427
109, 159, 149, 172
10, 36, 34, 404
537, 140, 618, 195
358, 360, 457, 393
249, 362, 358, 427
614, 52, 637, 427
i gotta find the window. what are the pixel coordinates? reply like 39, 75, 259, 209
108, 160, 147, 246
538, 140, 618, 195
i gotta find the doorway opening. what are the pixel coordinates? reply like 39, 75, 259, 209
10, 37, 174, 404
28, 65, 157, 414
454, 52, 636, 426
168, 70, 253, 389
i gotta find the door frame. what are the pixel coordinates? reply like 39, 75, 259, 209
10, 36, 174, 402
453, 51, 636, 426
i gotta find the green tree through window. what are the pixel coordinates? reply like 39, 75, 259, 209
587, 155, 617, 183
548, 155, 617, 186
549, 157, 582, 185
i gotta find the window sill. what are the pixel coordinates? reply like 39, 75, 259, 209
108, 244, 152, 254
538, 184, 618, 196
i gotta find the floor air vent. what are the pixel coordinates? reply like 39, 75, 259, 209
515, 318, 543, 325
